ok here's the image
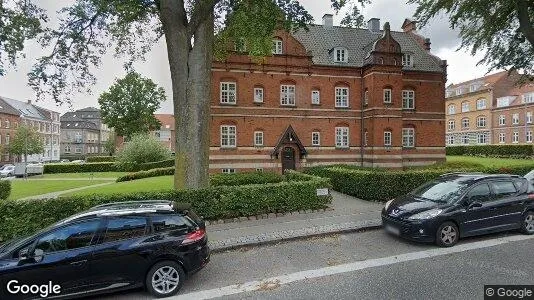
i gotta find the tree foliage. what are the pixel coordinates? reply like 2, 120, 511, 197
103, 131, 116, 156
410, 0, 534, 81
98, 71, 164, 138
115, 133, 171, 171
8, 124, 44, 157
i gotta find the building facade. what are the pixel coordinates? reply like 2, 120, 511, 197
152, 114, 175, 152
491, 84, 534, 144
60, 107, 111, 159
0, 98, 22, 164
0, 96, 61, 162
209, 16, 447, 173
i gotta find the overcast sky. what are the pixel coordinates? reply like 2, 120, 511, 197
0, 0, 494, 114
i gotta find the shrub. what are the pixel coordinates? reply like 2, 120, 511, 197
117, 167, 174, 182
0, 181, 11, 200
0, 173, 331, 241
44, 162, 117, 173
86, 156, 115, 162
210, 172, 284, 186
115, 133, 171, 171
446, 145, 533, 158
135, 159, 175, 171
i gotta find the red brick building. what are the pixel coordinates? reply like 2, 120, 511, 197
0, 98, 21, 164
153, 114, 176, 152
209, 16, 447, 173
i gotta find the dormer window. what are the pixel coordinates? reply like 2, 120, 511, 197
272, 38, 283, 54
334, 47, 348, 63
402, 54, 413, 67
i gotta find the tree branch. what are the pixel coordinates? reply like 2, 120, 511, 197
516, 0, 534, 47
187, 0, 219, 39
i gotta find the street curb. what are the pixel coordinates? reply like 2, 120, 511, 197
209, 219, 383, 253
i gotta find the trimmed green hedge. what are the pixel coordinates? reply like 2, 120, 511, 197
44, 162, 117, 173
134, 159, 175, 171
305, 164, 534, 202
0, 181, 11, 200
446, 145, 533, 158
117, 167, 175, 182
86, 156, 115, 163
210, 172, 284, 186
0, 174, 331, 241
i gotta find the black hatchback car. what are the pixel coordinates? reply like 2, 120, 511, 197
0, 201, 210, 299
382, 173, 534, 247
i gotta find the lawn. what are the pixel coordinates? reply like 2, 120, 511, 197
32, 172, 128, 179
9, 179, 112, 200
446, 156, 534, 168
66, 176, 174, 197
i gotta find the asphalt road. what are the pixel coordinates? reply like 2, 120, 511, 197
97, 229, 534, 300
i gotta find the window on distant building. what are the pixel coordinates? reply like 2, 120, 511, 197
5, 134, 9, 145
272, 38, 283, 54
476, 98, 486, 110
447, 135, 454, 145
527, 131, 533, 143
448, 104, 456, 115
220, 82, 237, 104
220, 125, 236, 148
384, 131, 392, 146
222, 168, 236, 174
280, 85, 296, 106
527, 112, 532, 124
383, 89, 392, 104
462, 118, 470, 129
402, 128, 415, 148
4, 120, 9, 129
335, 127, 349, 148
64, 145, 71, 153
364, 90, 369, 106
477, 133, 488, 144
461, 101, 470, 112
462, 134, 469, 145
402, 54, 413, 67
254, 131, 264, 147
523, 92, 534, 103
334, 47, 348, 63
448, 120, 455, 131
75, 146, 82, 153
402, 90, 415, 109
499, 132, 505, 144
254, 87, 264, 103
476, 116, 486, 128
335, 87, 349, 108
513, 113, 520, 125
312, 132, 320, 146
513, 132, 519, 143
311, 90, 321, 105
499, 115, 506, 126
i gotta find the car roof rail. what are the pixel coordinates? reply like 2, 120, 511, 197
439, 172, 485, 177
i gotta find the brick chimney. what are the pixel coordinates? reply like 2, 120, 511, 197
27, 100, 32, 104
322, 14, 333, 29
367, 18, 380, 33
401, 18, 418, 33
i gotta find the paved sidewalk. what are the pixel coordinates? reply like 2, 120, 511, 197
208, 191, 383, 252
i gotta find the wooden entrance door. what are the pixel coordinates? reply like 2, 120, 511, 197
281, 147, 295, 174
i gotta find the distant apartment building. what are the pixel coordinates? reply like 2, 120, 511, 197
0, 96, 61, 162
60, 107, 111, 159
492, 84, 534, 144
152, 114, 175, 152
0, 98, 22, 164
445, 71, 523, 145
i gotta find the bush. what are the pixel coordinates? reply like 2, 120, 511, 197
0, 173, 331, 241
0, 181, 11, 200
135, 159, 175, 171
44, 162, 117, 173
115, 133, 171, 171
446, 145, 533, 158
117, 167, 175, 182
86, 156, 115, 163
210, 172, 284, 186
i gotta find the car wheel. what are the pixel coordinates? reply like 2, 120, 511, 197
145, 261, 185, 298
521, 211, 534, 235
436, 222, 459, 247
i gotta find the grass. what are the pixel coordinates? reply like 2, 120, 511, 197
66, 176, 174, 197
446, 156, 534, 168
8, 179, 111, 200
33, 172, 127, 179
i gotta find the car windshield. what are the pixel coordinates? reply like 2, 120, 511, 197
409, 178, 472, 204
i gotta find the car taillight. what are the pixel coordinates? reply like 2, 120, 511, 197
182, 228, 206, 245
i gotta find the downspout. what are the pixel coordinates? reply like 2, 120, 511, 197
360, 68, 364, 167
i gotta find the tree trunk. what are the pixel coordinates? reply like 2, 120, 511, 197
159, 0, 214, 189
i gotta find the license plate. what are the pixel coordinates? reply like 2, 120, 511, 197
385, 224, 400, 236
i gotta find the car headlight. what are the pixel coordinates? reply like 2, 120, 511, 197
384, 199, 394, 211
408, 208, 443, 220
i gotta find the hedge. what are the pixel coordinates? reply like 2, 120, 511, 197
0, 174, 331, 241
44, 162, 117, 173
446, 145, 533, 158
0, 181, 11, 200
210, 172, 284, 186
134, 159, 175, 171
116, 167, 175, 182
305, 163, 534, 202
86, 156, 115, 163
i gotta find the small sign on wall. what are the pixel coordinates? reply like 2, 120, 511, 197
316, 188, 329, 196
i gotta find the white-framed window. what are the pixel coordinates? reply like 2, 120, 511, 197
311, 90, 320, 105
272, 39, 283, 54
499, 132, 506, 144
335, 87, 349, 108
448, 120, 455, 131
335, 127, 349, 148
476, 99, 487, 110
402, 54, 413, 67
384, 131, 392, 146
220, 82, 237, 104
312, 132, 320, 146
499, 115, 506, 126
220, 125, 236, 148
334, 47, 348, 63
470, 84, 480, 92
523, 93, 534, 103
462, 134, 470, 144
254, 88, 264, 103
476, 116, 486, 128
527, 112, 532, 124
5, 134, 10, 145
5, 120, 9, 129
513, 132, 519, 143
447, 135, 455, 145
64, 145, 71, 153
383, 89, 392, 103
513, 113, 520, 125
402, 128, 415, 148
75, 146, 82, 153
402, 90, 415, 109
280, 85, 296, 106
254, 131, 264, 146
462, 118, 470, 129
527, 131, 533, 143
364, 90, 369, 105
448, 104, 456, 115
477, 133, 488, 144
461, 101, 470, 112
222, 168, 236, 174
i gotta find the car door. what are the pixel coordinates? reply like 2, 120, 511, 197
88, 216, 153, 291
460, 182, 495, 236
488, 180, 524, 228
1, 219, 101, 298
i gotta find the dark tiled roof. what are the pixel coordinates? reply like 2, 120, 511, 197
292, 25, 443, 72
0, 96, 46, 119
0, 97, 22, 116
447, 71, 508, 90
